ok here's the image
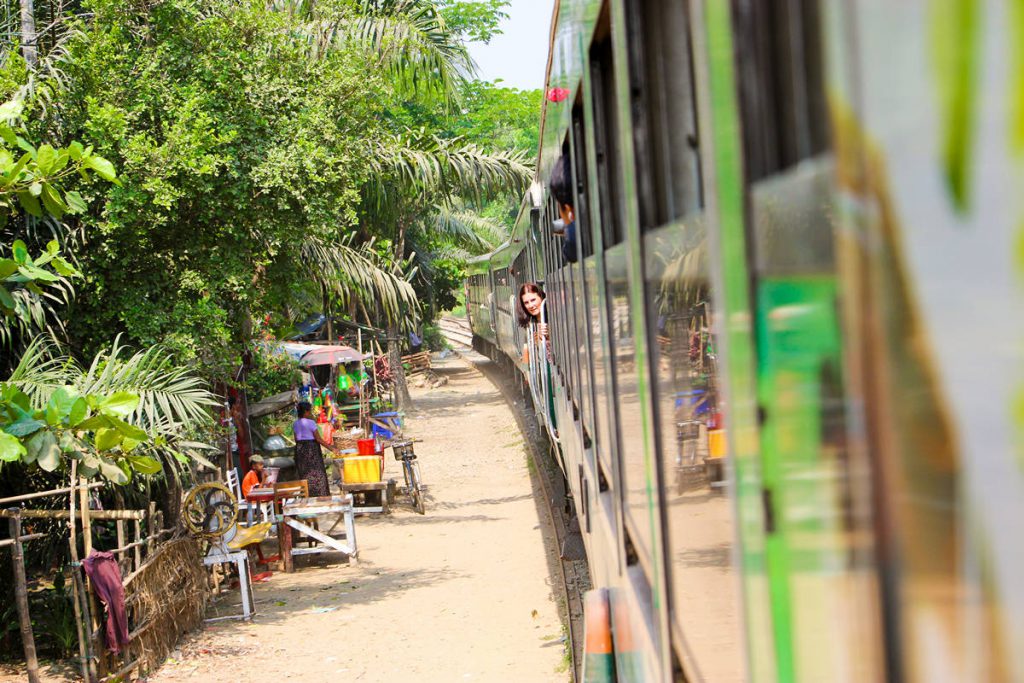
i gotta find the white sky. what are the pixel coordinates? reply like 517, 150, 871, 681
466, 0, 556, 91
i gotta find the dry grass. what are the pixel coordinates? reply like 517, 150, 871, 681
117, 537, 208, 677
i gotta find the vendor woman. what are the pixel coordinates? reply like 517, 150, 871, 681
293, 401, 337, 497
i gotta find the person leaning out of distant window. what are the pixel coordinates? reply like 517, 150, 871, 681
549, 151, 578, 264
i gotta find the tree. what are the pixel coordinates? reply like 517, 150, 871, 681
0, 98, 116, 347
42, 0, 421, 378
0, 100, 216, 483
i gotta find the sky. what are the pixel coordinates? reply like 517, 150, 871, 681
466, 0, 557, 91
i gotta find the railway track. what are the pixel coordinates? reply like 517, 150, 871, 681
438, 315, 473, 347
438, 319, 587, 682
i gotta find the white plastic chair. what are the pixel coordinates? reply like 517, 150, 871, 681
227, 467, 271, 525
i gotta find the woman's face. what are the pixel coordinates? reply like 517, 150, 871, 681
522, 291, 543, 317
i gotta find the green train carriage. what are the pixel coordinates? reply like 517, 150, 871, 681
467, 0, 1024, 681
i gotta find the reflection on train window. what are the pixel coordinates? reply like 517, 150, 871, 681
732, 0, 885, 680
622, 0, 747, 675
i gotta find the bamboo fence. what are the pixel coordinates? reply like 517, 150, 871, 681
1, 477, 209, 682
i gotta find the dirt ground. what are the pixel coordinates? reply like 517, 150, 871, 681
3, 354, 568, 683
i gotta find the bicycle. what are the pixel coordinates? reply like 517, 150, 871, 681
391, 440, 425, 514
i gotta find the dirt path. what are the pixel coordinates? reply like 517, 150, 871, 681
141, 354, 567, 682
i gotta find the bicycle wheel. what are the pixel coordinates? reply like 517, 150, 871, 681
410, 461, 425, 515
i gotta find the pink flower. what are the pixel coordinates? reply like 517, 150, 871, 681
546, 87, 570, 103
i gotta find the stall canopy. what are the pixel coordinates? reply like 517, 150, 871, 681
272, 342, 368, 367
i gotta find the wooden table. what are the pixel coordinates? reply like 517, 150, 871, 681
278, 495, 357, 573
339, 481, 392, 514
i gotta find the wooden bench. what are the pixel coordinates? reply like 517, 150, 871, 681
401, 351, 432, 375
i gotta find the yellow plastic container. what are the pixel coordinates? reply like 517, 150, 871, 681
343, 455, 382, 483
707, 429, 728, 459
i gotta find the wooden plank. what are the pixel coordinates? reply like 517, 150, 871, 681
283, 518, 353, 555
0, 533, 44, 549
132, 520, 142, 572
0, 482, 105, 506
0, 509, 147, 520
116, 521, 126, 573
66, 464, 94, 683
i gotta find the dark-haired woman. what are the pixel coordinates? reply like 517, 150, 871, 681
293, 401, 337, 497
516, 282, 549, 338
517, 282, 558, 433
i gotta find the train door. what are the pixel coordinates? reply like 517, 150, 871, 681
702, 1, 886, 681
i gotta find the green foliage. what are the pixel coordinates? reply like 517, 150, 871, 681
246, 349, 302, 403
0, 238, 79, 344
55, 0, 393, 376
448, 80, 542, 154
6, 336, 218, 477
34, 572, 77, 657
0, 98, 118, 221
421, 322, 450, 351
440, 0, 510, 43
0, 379, 156, 482
0, 96, 117, 344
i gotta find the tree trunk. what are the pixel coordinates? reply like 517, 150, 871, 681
389, 217, 412, 409
19, 0, 36, 67
388, 324, 412, 409
322, 283, 333, 341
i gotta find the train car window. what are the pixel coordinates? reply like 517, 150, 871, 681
568, 108, 602, 460
494, 268, 510, 314
570, 106, 595, 260
622, 0, 743, 677
733, 0, 829, 180
730, 1, 886, 680
625, 0, 702, 228
589, 16, 625, 249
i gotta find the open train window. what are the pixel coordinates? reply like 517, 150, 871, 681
625, 0, 703, 228
494, 268, 510, 314
732, 0, 829, 179
589, 12, 625, 248
569, 107, 595, 259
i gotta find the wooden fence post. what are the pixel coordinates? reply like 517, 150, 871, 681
116, 520, 126, 572
146, 502, 157, 561
67, 464, 95, 682
79, 479, 93, 557
7, 508, 41, 683
132, 519, 142, 572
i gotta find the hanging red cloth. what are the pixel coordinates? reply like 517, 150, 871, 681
82, 550, 131, 654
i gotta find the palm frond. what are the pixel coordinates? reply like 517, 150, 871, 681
76, 337, 218, 436
279, 0, 473, 105
365, 133, 532, 209
6, 335, 77, 407
427, 204, 508, 252
4, 20, 84, 118
0, 274, 76, 347
299, 234, 420, 323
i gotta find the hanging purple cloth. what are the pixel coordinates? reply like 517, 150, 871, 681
82, 550, 131, 654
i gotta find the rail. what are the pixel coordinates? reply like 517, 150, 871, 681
438, 316, 473, 347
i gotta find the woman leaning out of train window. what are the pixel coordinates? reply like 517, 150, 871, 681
550, 152, 578, 264
517, 283, 549, 361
